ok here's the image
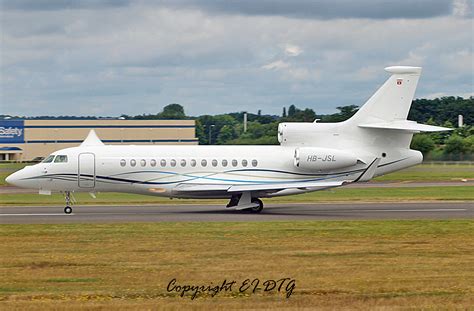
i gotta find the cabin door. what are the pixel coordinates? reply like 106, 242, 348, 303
78, 153, 96, 188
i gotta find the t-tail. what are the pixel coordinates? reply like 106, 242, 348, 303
278, 65, 452, 178
343, 66, 452, 174
347, 66, 451, 147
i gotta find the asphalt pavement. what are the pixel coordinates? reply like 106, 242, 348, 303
1, 202, 472, 224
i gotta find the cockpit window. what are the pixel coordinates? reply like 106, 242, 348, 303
42, 155, 55, 163
54, 155, 68, 163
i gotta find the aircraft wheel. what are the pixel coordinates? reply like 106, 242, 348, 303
64, 206, 73, 214
250, 198, 263, 213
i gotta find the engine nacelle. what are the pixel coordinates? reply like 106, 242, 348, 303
294, 147, 358, 171
278, 122, 341, 146
278, 123, 315, 144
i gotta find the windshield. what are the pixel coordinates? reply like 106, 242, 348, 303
42, 155, 55, 163
54, 155, 68, 163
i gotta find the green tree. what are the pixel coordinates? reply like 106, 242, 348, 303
465, 135, 474, 154
195, 120, 206, 145
321, 105, 358, 122
288, 105, 297, 117
294, 108, 316, 122
158, 103, 186, 119
409, 96, 473, 125
217, 125, 236, 144
410, 134, 435, 156
337, 105, 358, 120
444, 134, 467, 155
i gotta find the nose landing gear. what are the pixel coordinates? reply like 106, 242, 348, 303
63, 191, 74, 214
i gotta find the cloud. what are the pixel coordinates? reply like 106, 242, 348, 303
2, 0, 459, 19
284, 44, 303, 57
1, 0, 132, 11
452, 0, 473, 17
261, 60, 290, 70
0, 1, 472, 117
424, 91, 474, 99
173, 0, 455, 19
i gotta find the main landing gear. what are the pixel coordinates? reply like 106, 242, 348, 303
63, 191, 73, 214
250, 198, 263, 213
227, 193, 264, 213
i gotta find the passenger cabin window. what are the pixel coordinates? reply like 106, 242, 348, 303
191, 159, 197, 167
232, 159, 238, 167
212, 159, 218, 167
222, 159, 228, 167
140, 159, 146, 167
160, 159, 166, 167
170, 159, 177, 167
201, 159, 207, 167
180, 159, 186, 167
42, 155, 55, 163
252, 159, 258, 167
242, 159, 248, 167
150, 159, 156, 167
130, 159, 136, 167
120, 159, 126, 167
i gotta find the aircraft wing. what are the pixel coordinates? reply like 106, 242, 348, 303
173, 180, 345, 194
173, 158, 380, 195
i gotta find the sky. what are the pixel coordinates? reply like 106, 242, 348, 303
1, 0, 473, 117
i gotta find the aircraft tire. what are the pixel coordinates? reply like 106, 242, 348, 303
250, 198, 263, 213
64, 206, 72, 214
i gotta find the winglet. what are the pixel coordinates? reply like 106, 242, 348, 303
80, 130, 104, 147
354, 158, 381, 182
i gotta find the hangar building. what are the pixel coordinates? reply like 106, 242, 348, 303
0, 119, 198, 161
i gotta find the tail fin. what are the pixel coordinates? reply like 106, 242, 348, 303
348, 66, 451, 133
349, 66, 422, 124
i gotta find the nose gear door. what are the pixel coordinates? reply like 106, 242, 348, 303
78, 153, 95, 188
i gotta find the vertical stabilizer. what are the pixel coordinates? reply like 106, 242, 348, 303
348, 66, 422, 125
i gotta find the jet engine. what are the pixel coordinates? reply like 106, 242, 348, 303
294, 147, 358, 171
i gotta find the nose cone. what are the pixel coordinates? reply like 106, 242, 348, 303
5, 167, 41, 189
5, 171, 20, 187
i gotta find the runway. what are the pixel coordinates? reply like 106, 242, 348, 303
1, 202, 472, 224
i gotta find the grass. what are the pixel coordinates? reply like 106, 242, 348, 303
0, 186, 473, 206
374, 163, 474, 182
0, 163, 28, 186
1, 163, 473, 187
0, 220, 473, 309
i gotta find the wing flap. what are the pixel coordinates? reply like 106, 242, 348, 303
173, 184, 231, 192
227, 180, 345, 192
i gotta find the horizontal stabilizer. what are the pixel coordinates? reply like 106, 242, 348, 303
359, 120, 452, 133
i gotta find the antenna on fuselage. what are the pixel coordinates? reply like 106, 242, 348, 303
80, 130, 105, 147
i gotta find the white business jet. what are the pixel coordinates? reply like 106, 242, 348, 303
6, 66, 450, 214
